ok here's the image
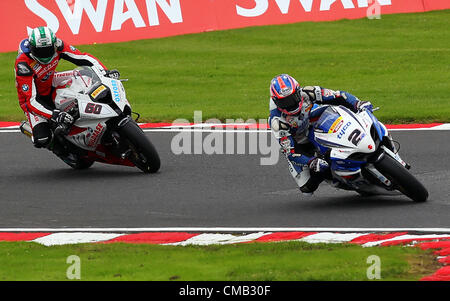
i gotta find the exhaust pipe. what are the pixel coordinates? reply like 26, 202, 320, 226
20, 121, 32, 138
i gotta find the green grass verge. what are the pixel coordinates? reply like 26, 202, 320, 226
0, 10, 449, 123
0, 241, 439, 281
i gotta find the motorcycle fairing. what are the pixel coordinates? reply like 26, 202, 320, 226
53, 67, 132, 152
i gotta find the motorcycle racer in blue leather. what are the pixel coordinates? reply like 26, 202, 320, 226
269, 74, 373, 196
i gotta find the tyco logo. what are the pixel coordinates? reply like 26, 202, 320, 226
337, 122, 351, 139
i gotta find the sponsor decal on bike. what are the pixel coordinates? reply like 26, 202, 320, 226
328, 116, 343, 133
22, 84, 29, 92
111, 80, 121, 102
87, 123, 104, 147
337, 122, 352, 139
90, 85, 106, 99
55, 71, 73, 78
62, 100, 77, 113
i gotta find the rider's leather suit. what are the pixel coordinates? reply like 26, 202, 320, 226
14, 38, 106, 147
269, 86, 361, 193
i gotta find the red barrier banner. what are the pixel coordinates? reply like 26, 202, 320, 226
1, 0, 449, 53
213, 0, 426, 30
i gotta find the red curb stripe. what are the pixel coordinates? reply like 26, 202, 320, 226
385, 123, 443, 129
421, 266, 450, 281
438, 256, 450, 265
435, 248, 450, 256
254, 232, 317, 242
380, 236, 450, 246
0, 232, 50, 241
418, 241, 450, 250
0, 122, 20, 127
349, 232, 408, 244
100, 232, 200, 244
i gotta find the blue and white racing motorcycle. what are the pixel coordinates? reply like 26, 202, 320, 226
311, 105, 428, 202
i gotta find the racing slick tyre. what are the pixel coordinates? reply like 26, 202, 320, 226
118, 120, 160, 173
374, 154, 428, 202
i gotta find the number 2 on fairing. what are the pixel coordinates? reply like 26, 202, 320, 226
348, 129, 362, 146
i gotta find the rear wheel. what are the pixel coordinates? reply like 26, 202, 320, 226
374, 154, 428, 202
118, 120, 160, 173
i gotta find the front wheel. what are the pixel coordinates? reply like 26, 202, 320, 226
374, 154, 428, 202
118, 120, 160, 173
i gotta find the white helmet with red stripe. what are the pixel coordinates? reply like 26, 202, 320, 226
270, 74, 303, 115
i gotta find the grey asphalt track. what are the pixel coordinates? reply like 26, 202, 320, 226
0, 129, 448, 228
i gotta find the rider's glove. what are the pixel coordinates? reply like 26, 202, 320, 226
104, 69, 120, 80
51, 110, 74, 125
301, 86, 318, 102
271, 117, 290, 132
308, 157, 329, 173
356, 100, 373, 112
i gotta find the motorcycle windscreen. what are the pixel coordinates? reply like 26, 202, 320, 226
314, 107, 343, 134
71, 67, 101, 93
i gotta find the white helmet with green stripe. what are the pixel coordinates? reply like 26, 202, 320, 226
29, 26, 57, 64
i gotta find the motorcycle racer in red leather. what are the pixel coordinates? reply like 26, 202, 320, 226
14, 26, 119, 164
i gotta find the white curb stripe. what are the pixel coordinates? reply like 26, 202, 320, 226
32, 232, 124, 246
299, 232, 366, 244
5, 231, 450, 247
220, 232, 268, 244
362, 234, 450, 247
166, 234, 237, 246
433, 124, 450, 130
166, 232, 268, 246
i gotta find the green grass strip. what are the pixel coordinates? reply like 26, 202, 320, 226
0, 241, 439, 281
0, 10, 449, 123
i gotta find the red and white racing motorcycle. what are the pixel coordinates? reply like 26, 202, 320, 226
21, 66, 160, 173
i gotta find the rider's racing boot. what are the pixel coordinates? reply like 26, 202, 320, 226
48, 138, 80, 168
